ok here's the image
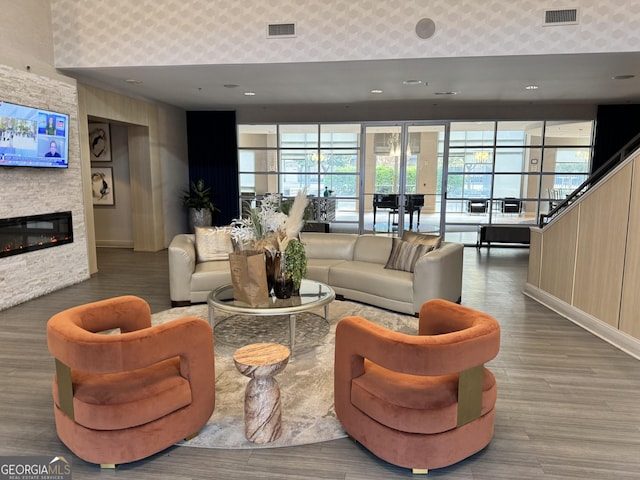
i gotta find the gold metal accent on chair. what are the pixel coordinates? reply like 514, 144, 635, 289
457, 364, 484, 427
55, 359, 74, 420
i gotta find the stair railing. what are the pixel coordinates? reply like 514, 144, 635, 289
539, 132, 640, 227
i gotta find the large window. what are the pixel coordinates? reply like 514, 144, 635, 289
237, 124, 361, 229
443, 120, 593, 242
238, 119, 594, 241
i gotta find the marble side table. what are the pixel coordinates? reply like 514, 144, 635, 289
233, 342, 290, 443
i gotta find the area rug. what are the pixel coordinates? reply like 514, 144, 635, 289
151, 300, 418, 449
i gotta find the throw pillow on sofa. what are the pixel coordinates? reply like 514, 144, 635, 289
195, 226, 234, 262
402, 231, 442, 250
384, 238, 431, 273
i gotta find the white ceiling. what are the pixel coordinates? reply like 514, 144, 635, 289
61, 52, 640, 111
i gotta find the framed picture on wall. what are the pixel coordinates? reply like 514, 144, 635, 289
91, 167, 115, 206
89, 123, 111, 162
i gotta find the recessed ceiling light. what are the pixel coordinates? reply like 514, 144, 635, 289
244, 91, 256, 96
370, 89, 384, 94
525, 84, 539, 90
612, 74, 635, 80
403, 80, 422, 85
124, 79, 142, 84
434, 91, 457, 95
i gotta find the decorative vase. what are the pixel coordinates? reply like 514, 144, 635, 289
273, 252, 294, 299
273, 276, 294, 299
264, 250, 277, 295
188, 207, 212, 233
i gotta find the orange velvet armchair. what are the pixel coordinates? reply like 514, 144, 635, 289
46, 295, 215, 467
334, 299, 500, 473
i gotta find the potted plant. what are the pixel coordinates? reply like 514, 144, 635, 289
283, 238, 307, 293
182, 179, 219, 232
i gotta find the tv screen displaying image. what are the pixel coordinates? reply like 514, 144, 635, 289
0, 100, 69, 168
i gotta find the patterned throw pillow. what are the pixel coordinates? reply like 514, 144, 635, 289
384, 238, 430, 273
195, 226, 234, 262
401, 231, 442, 250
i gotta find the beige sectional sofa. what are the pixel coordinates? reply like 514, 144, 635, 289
168, 231, 464, 316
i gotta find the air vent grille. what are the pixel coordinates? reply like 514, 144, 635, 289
268, 23, 296, 38
544, 8, 579, 25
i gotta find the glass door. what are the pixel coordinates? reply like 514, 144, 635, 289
362, 125, 402, 233
361, 123, 446, 235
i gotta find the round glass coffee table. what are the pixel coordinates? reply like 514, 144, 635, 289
207, 279, 335, 353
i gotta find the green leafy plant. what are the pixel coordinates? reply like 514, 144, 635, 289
284, 238, 307, 290
182, 179, 219, 213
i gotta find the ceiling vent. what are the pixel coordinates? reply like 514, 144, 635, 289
267, 23, 296, 38
543, 8, 579, 25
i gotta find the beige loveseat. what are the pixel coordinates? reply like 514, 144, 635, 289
168, 232, 463, 316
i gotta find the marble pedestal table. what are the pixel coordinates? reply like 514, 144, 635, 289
233, 343, 291, 444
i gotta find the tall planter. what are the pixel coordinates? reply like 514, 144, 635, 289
188, 207, 212, 233
183, 179, 218, 233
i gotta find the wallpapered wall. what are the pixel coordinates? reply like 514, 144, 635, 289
50, 0, 640, 68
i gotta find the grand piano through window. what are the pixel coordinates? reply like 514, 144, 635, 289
372, 193, 425, 231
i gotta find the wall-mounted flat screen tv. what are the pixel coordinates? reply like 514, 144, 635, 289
0, 100, 69, 168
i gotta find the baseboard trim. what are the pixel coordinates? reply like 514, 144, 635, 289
523, 283, 640, 360
96, 240, 134, 248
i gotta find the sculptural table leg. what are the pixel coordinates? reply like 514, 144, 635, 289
233, 343, 290, 444
244, 375, 282, 443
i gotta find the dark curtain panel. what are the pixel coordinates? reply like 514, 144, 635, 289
186, 111, 239, 225
592, 104, 640, 174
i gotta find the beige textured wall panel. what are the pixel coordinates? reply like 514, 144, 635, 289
50, 1, 640, 68
573, 165, 632, 327
76, 85, 97, 273
620, 156, 640, 339
79, 84, 166, 252
527, 228, 542, 287
81, 85, 151, 126
157, 106, 189, 246
540, 209, 579, 304
129, 124, 165, 252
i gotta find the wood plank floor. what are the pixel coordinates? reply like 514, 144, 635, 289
1, 247, 639, 479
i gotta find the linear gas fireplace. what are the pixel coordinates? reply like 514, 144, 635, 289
0, 211, 73, 258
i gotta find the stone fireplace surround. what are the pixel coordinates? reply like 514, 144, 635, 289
0, 65, 90, 310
